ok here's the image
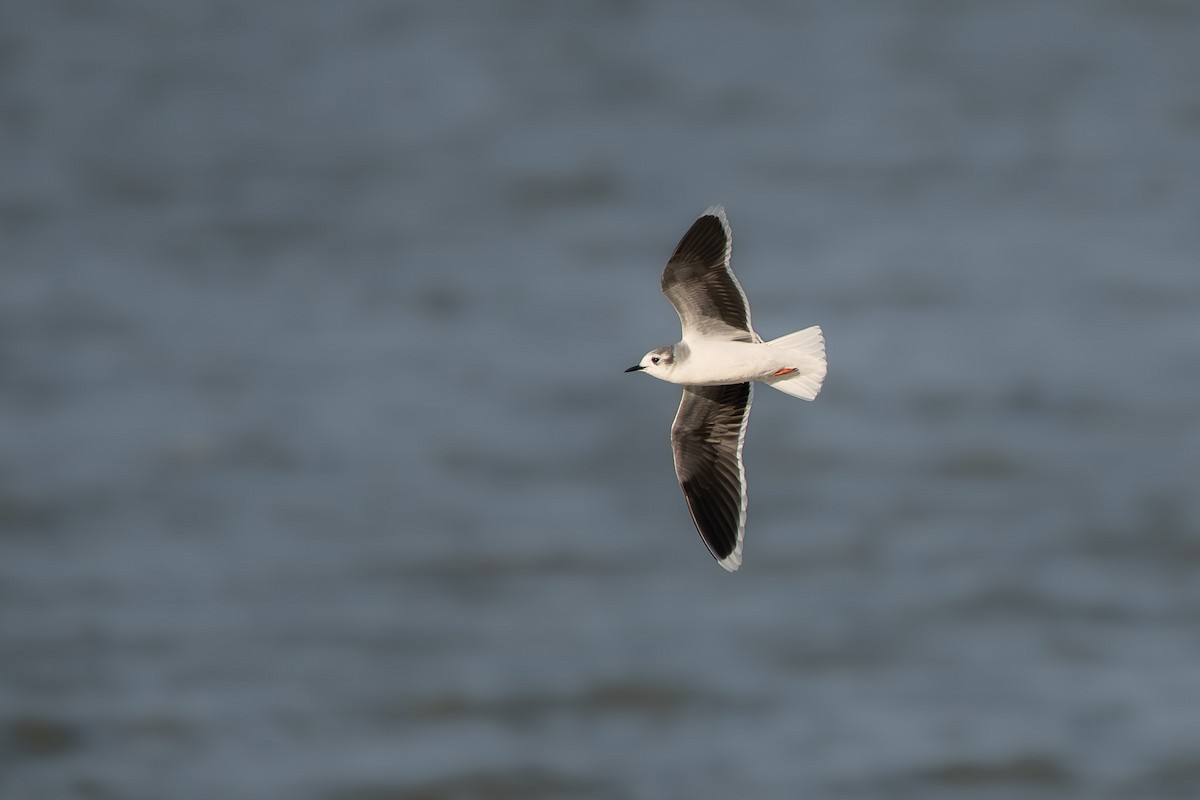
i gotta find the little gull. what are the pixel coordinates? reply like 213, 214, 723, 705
625, 206, 827, 571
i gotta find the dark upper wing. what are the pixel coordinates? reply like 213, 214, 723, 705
670, 382, 752, 571
660, 206, 758, 342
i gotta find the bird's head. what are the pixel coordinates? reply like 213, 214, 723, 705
625, 346, 675, 378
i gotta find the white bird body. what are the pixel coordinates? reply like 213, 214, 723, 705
661, 340, 780, 385
632, 325, 827, 400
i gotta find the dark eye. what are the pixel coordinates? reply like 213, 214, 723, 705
651, 356, 660, 364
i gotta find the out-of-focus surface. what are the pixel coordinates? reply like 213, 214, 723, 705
3, 2, 1200, 798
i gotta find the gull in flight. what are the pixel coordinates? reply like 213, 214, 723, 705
625, 206, 827, 571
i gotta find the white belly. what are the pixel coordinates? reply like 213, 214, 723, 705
667, 340, 787, 385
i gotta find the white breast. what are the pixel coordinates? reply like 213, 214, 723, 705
670, 340, 784, 385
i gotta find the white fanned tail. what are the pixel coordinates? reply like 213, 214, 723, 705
764, 325, 827, 400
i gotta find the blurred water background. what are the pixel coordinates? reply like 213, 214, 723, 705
3, 1, 1200, 798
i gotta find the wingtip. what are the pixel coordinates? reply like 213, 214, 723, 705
716, 529, 745, 573
717, 550, 743, 572
701, 204, 727, 223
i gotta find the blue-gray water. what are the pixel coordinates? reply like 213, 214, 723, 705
3, 2, 1200, 798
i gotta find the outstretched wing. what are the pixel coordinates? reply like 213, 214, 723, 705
670, 382, 752, 571
660, 206, 758, 342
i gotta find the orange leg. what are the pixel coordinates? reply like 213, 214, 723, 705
771, 367, 798, 377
